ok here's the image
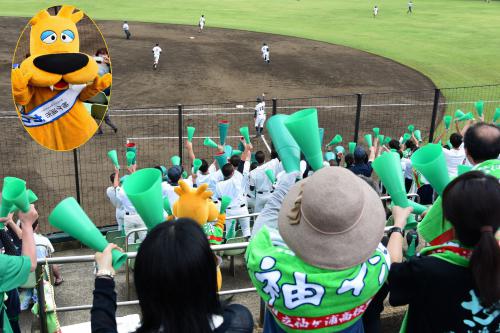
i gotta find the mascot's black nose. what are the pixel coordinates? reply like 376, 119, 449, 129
33, 53, 89, 75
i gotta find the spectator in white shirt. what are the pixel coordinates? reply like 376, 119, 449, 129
249, 151, 282, 212
106, 169, 124, 231
442, 133, 466, 178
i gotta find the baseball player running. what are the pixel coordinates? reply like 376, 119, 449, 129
261, 43, 270, 64
152, 43, 162, 70
199, 15, 206, 33
373, 5, 379, 17
254, 94, 266, 137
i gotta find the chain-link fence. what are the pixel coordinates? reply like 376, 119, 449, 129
1, 84, 498, 234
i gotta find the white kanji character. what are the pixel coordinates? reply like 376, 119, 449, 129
327, 314, 338, 325
340, 311, 352, 323
337, 263, 367, 296
255, 256, 281, 306
312, 320, 322, 327
294, 317, 310, 328
353, 305, 365, 317
281, 315, 292, 326
282, 272, 325, 310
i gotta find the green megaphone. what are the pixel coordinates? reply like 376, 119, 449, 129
457, 164, 473, 176
215, 152, 228, 169
9, 189, 38, 214
402, 133, 411, 144
384, 136, 392, 145
193, 159, 202, 174
494, 108, 500, 123
364, 134, 373, 148
454, 109, 465, 120
266, 115, 301, 173
171, 155, 181, 166
224, 145, 233, 158
474, 100, 484, 117
414, 130, 422, 142
126, 142, 137, 165
373, 127, 380, 137
324, 152, 335, 161
187, 126, 196, 142
204, 137, 219, 149
265, 169, 276, 184
182, 171, 188, 179
107, 150, 120, 169
411, 143, 450, 196
238, 141, 245, 152
126, 151, 136, 167
327, 134, 342, 147
163, 196, 173, 216
372, 152, 409, 207
408, 124, 415, 133
218, 120, 230, 146
220, 196, 232, 214
378, 134, 385, 145
443, 115, 452, 130
458, 112, 474, 122
348, 142, 356, 154
318, 128, 325, 147
231, 150, 242, 156
284, 108, 324, 171
123, 168, 164, 230
389, 200, 428, 215
2, 177, 30, 214
239, 127, 251, 144
48, 197, 127, 270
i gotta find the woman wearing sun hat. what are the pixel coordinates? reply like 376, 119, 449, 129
247, 167, 389, 333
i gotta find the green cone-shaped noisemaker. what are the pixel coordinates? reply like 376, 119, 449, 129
327, 134, 342, 147
214, 152, 228, 169
408, 124, 415, 133
123, 168, 164, 230
266, 115, 301, 173
2, 177, 29, 214
348, 142, 356, 154
239, 127, 251, 144
318, 128, 325, 147
458, 112, 474, 122
373, 127, 380, 137
187, 126, 196, 142
170, 155, 181, 166
402, 133, 411, 144
494, 108, 500, 123
474, 100, 484, 117
107, 150, 120, 169
163, 196, 172, 216
414, 130, 422, 142
48, 197, 127, 269
372, 152, 409, 208
204, 137, 219, 149
126, 142, 137, 165
218, 120, 230, 146
9, 189, 38, 214
238, 141, 245, 152
364, 134, 373, 148
193, 159, 202, 174
410, 143, 450, 196
443, 115, 452, 130
223, 145, 233, 158
454, 109, 465, 120
182, 171, 188, 179
126, 151, 136, 167
378, 134, 385, 145
284, 108, 324, 171
220, 196, 232, 214
384, 136, 392, 145
231, 150, 242, 156
265, 169, 276, 184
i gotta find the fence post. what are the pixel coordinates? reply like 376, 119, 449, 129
178, 104, 183, 162
73, 149, 81, 204
272, 98, 277, 115
428, 89, 441, 142
353, 93, 363, 143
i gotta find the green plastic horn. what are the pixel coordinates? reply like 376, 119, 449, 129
239, 127, 251, 144
408, 124, 415, 133
193, 159, 202, 174
2, 177, 29, 213
372, 152, 408, 207
9, 189, 38, 214
170, 155, 181, 166
163, 196, 172, 216
378, 134, 385, 145
364, 134, 373, 148
126, 142, 137, 165
231, 150, 242, 156
214, 152, 227, 169
384, 136, 392, 145
123, 168, 164, 230
454, 109, 465, 120
284, 108, 324, 171
327, 134, 342, 147
48, 197, 127, 270
266, 115, 301, 173
443, 115, 453, 130
182, 171, 188, 179
238, 141, 245, 152
187, 126, 196, 142
474, 100, 484, 117
318, 128, 325, 147
324, 152, 335, 161
224, 145, 233, 158
414, 130, 422, 142
203, 137, 219, 149
220, 196, 232, 214
411, 143, 450, 196
457, 164, 473, 176
265, 169, 276, 184
458, 112, 474, 121
218, 120, 230, 146
494, 108, 500, 123
348, 142, 356, 154
126, 151, 136, 167
107, 150, 120, 169
373, 127, 380, 137
402, 133, 411, 144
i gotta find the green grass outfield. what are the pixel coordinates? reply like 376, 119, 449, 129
2, 0, 500, 89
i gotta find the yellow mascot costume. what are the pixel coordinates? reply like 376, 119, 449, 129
11, 5, 111, 151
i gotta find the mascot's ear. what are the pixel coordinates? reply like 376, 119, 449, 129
196, 183, 208, 194
30, 10, 50, 26
58, 5, 84, 23
201, 191, 212, 200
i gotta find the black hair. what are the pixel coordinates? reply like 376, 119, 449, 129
449, 133, 463, 149
134, 219, 221, 333
221, 163, 234, 178
109, 173, 115, 184
442, 171, 500, 307
95, 48, 108, 56
255, 151, 265, 164
270, 150, 279, 160
250, 162, 258, 171
405, 140, 417, 151
464, 122, 500, 163
388, 139, 401, 151
344, 153, 354, 168
229, 155, 241, 168
199, 159, 209, 173
32, 219, 39, 231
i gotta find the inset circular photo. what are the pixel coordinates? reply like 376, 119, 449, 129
11, 5, 112, 151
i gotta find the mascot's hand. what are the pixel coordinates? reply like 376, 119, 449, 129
91, 73, 112, 92
215, 213, 226, 230
11, 68, 32, 91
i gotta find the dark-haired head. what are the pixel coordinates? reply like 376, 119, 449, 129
464, 122, 500, 165
255, 151, 265, 164
198, 159, 209, 173
229, 155, 241, 168
344, 153, 354, 168
388, 139, 401, 151
449, 133, 463, 149
270, 150, 279, 160
405, 140, 417, 152
250, 162, 258, 171
221, 163, 234, 178
134, 219, 221, 333
442, 171, 500, 307
109, 172, 115, 184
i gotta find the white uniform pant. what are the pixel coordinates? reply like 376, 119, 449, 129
246, 194, 256, 213
225, 205, 251, 238
254, 192, 272, 213
116, 209, 124, 231
255, 116, 266, 128
123, 213, 147, 244
153, 54, 160, 64
262, 52, 270, 62
199, 22, 205, 30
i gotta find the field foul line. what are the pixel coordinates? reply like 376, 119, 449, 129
261, 135, 271, 153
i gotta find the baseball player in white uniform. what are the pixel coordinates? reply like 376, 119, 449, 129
199, 15, 206, 33
254, 95, 266, 137
122, 21, 131, 39
373, 5, 379, 17
261, 43, 270, 63
249, 152, 282, 213
152, 43, 162, 69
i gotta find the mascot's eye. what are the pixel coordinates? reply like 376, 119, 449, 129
40, 30, 57, 44
61, 30, 75, 43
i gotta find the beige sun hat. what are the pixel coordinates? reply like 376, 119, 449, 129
278, 166, 386, 270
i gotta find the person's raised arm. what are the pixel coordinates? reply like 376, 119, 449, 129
432, 129, 446, 144
6, 213, 22, 240
18, 205, 39, 271
185, 140, 196, 162
387, 206, 413, 264
113, 167, 120, 189
460, 119, 473, 137
368, 145, 377, 162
